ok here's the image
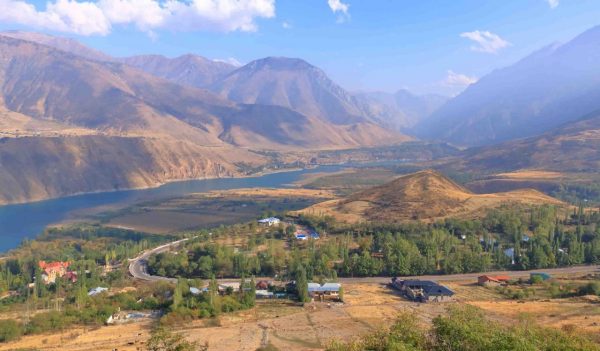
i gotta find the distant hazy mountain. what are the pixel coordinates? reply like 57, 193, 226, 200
354, 89, 448, 130
460, 111, 600, 173
0, 30, 112, 61
415, 25, 600, 146
120, 54, 236, 88
210, 57, 370, 125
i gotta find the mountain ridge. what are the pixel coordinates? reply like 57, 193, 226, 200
415, 25, 600, 146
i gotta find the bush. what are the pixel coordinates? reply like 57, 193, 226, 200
578, 281, 600, 296
0, 319, 23, 342
530, 275, 544, 284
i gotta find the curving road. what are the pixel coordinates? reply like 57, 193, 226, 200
129, 238, 600, 285
128, 237, 192, 283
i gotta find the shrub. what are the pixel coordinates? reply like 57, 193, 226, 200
578, 281, 600, 296
0, 319, 23, 342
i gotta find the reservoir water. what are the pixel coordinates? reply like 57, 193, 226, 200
0, 166, 345, 253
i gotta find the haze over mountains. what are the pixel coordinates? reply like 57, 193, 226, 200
416, 25, 600, 146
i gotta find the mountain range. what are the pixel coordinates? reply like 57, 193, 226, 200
2, 25, 600, 205
415, 25, 600, 146
0, 31, 411, 204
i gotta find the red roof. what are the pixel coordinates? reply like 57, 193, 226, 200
39, 261, 70, 272
478, 275, 511, 283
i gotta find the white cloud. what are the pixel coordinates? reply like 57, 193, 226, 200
327, 0, 349, 23
460, 30, 511, 54
0, 0, 275, 36
444, 70, 477, 87
282, 21, 291, 29
546, 0, 559, 9
213, 57, 243, 66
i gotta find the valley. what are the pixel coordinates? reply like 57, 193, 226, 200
0, 9, 600, 351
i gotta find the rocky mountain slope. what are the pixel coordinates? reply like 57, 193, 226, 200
210, 57, 372, 125
415, 25, 600, 146
0, 33, 410, 205
120, 54, 236, 88
299, 170, 563, 223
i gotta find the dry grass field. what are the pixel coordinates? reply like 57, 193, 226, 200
0, 283, 447, 351
297, 170, 565, 224
3, 274, 600, 350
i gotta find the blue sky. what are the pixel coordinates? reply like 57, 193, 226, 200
0, 0, 599, 95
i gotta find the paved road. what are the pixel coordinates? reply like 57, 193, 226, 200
338, 264, 600, 284
128, 237, 192, 283
130, 238, 600, 285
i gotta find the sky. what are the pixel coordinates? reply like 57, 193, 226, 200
0, 0, 599, 95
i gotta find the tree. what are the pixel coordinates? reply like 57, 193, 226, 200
295, 266, 310, 303
173, 278, 185, 309
146, 327, 204, 351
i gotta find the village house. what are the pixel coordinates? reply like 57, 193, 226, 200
307, 282, 341, 301
478, 275, 511, 287
258, 217, 281, 226
295, 230, 320, 240
391, 278, 454, 302
256, 280, 271, 290
38, 261, 76, 284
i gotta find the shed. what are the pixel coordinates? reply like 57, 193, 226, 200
478, 275, 510, 286
88, 287, 108, 296
256, 280, 270, 290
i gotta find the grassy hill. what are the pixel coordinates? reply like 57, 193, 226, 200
298, 170, 564, 223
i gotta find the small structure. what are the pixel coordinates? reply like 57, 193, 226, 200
503, 248, 516, 265
307, 282, 341, 301
189, 287, 202, 295
256, 280, 271, 290
255, 290, 274, 299
478, 275, 510, 287
295, 230, 320, 240
530, 272, 551, 281
88, 287, 108, 296
258, 217, 281, 226
39, 261, 75, 284
391, 278, 454, 302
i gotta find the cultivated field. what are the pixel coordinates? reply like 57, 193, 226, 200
105, 188, 334, 234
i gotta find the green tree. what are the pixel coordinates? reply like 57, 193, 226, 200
295, 266, 310, 303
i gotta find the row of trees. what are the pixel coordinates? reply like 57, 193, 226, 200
149, 205, 600, 282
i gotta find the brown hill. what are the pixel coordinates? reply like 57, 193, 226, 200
460, 112, 600, 173
299, 170, 564, 223
0, 135, 262, 205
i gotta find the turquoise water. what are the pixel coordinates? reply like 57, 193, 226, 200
0, 166, 345, 253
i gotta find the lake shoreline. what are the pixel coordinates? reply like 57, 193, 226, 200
0, 165, 309, 208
